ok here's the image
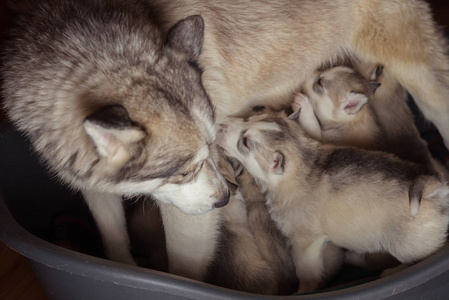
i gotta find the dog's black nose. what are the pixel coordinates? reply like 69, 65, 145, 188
214, 190, 230, 208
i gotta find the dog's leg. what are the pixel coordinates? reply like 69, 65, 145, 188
353, 1, 449, 149
159, 203, 220, 281
82, 190, 136, 265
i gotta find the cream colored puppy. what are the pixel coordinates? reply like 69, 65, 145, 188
217, 114, 449, 293
293, 66, 382, 149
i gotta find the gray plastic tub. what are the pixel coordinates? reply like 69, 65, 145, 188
2, 121, 449, 300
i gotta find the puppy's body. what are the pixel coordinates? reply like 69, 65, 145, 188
217, 115, 449, 293
295, 66, 383, 150
205, 147, 297, 294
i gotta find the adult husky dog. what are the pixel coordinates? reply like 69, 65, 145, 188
3, 0, 449, 283
2, 0, 229, 266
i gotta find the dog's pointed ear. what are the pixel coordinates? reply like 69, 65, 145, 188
166, 15, 204, 62
84, 105, 146, 165
272, 151, 285, 175
342, 92, 368, 115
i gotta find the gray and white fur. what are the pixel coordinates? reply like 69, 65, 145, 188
2, 0, 229, 267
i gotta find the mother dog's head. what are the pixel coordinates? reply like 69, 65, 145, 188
80, 16, 229, 214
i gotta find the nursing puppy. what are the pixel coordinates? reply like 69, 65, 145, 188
296, 64, 443, 167
217, 114, 449, 293
2, 0, 229, 269
206, 146, 297, 294
294, 66, 383, 149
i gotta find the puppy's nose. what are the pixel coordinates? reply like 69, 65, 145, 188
214, 190, 230, 208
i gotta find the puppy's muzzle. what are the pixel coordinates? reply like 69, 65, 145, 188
214, 189, 230, 208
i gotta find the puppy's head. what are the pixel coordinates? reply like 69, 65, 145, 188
217, 114, 307, 189
300, 66, 379, 126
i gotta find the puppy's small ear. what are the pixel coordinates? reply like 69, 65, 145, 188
84, 105, 146, 166
342, 92, 368, 115
166, 15, 204, 62
272, 151, 285, 175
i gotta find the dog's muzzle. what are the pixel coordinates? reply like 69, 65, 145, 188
214, 189, 230, 208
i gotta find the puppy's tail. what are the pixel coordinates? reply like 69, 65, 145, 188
409, 178, 449, 217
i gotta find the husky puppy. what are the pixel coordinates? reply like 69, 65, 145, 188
217, 114, 449, 293
295, 64, 443, 166
205, 146, 298, 294
2, 0, 229, 268
293, 66, 383, 149
295, 64, 449, 178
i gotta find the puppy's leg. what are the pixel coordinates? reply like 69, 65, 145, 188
292, 236, 328, 294
354, 1, 449, 149
82, 190, 136, 265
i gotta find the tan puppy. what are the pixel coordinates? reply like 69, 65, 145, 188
205, 146, 297, 294
293, 66, 383, 149
217, 114, 449, 293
